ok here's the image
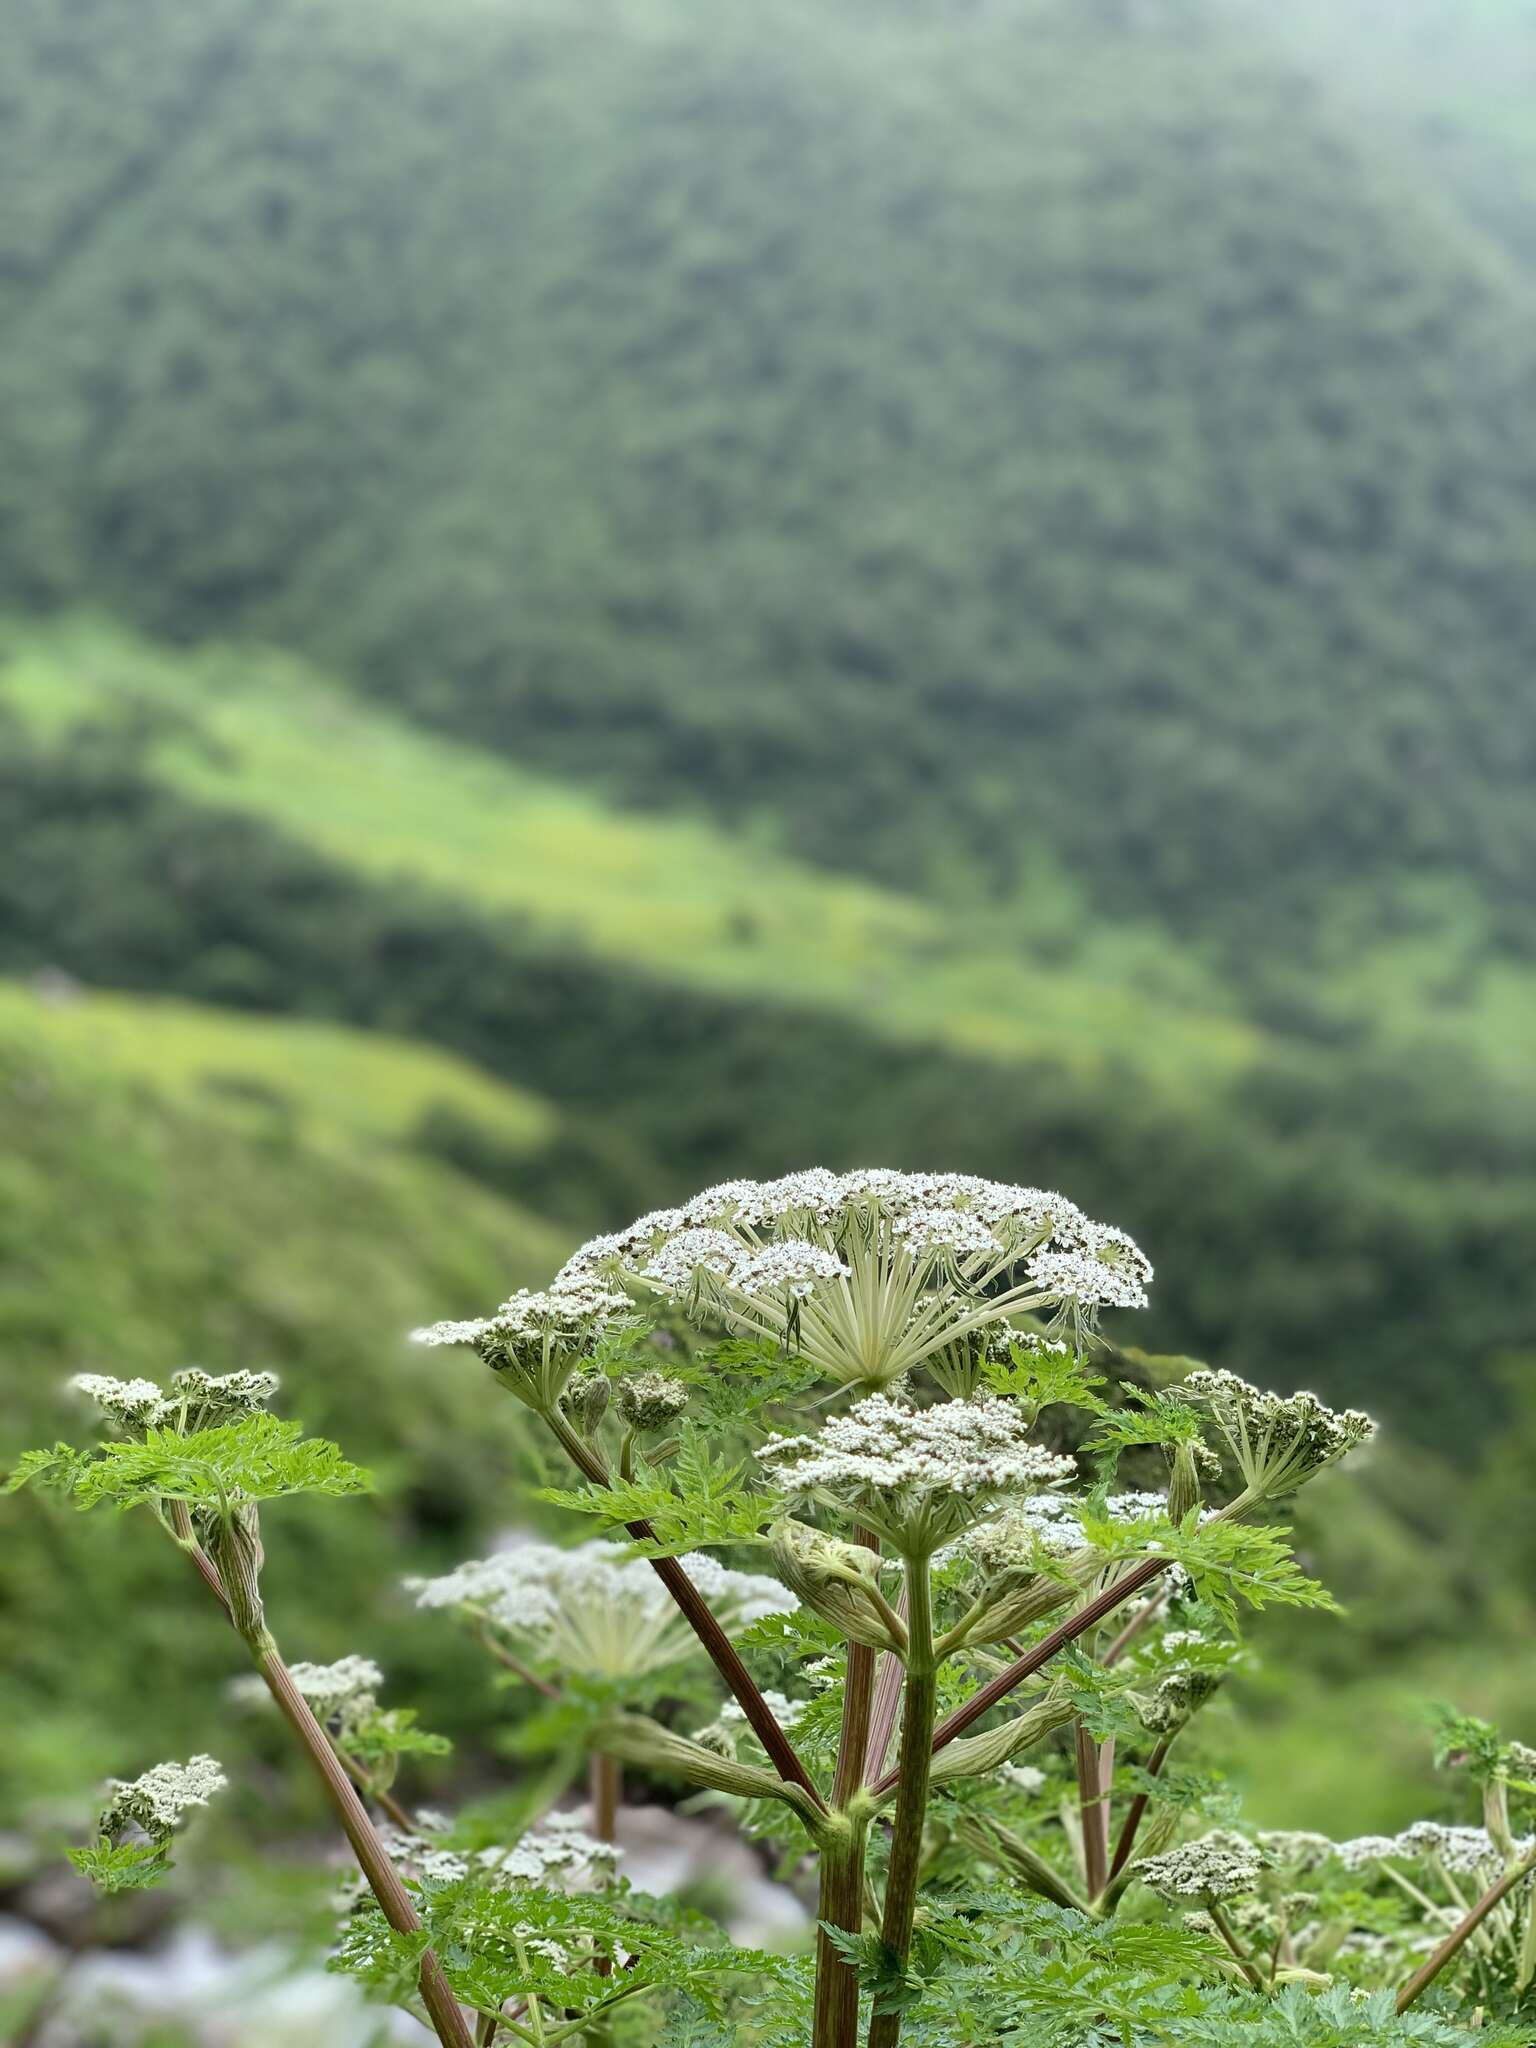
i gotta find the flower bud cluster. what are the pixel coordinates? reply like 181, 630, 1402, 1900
760, 1392, 1074, 1555
410, 1537, 794, 1682
615, 1370, 690, 1433
1137, 1828, 1267, 1901
99, 1756, 227, 1843
1139, 1669, 1224, 1734
1182, 1369, 1374, 1501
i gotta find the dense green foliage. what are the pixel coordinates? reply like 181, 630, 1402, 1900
5, 0, 1536, 957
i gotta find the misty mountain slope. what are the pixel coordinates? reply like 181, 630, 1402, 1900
5, 0, 1536, 951
7, 621, 1536, 1454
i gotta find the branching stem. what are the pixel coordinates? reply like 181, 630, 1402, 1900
1396, 1846, 1536, 2014
540, 1405, 823, 1807
872, 1555, 1166, 1801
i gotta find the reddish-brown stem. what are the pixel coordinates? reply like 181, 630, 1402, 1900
542, 1408, 824, 1808
337, 1748, 415, 1834
1075, 1723, 1109, 1898
1102, 1582, 1167, 1669
814, 1527, 881, 2048
1395, 1849, 1536, 2014
866, 1635, 909, 1784
589, 1750, 621, 1843
871, 1556, 1166, 1802
1107, 1733, 1172, 1881
164, 1510, 473, 2048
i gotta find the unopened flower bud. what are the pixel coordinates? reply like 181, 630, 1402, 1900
208, 1504, 269, 1649
768, 1520, 903, 1655
1165, 1436, 1219, 1523
560, 1369, 611, 1437
615, 1372, 690, 1433
1139, 1669, 1223, 1734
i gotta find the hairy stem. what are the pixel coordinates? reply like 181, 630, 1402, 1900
867, 1556, 937, 2048
541, 1407, 824, 1808
872, 1556, 1167, 1800
814, 1528, 881, 2048
1396, 1847, 1536, 2014
259, 1644, 473, 2044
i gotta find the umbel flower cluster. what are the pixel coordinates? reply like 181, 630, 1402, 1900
411, 1537, 795, 1682
420, 1169, 1152, 1399
374, 1811, 620, 1896
761, 1390, 1075, 1555
98, 1756, 228, 1844
1184, 1369, 1375, 1503
70, 1369, 280, 1434
1138, 1829, 1270, 1902
412, 1276, 632, 1411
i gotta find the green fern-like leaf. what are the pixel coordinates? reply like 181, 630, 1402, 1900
537, 1424, 777, 1555
70, 1413, 370, 1515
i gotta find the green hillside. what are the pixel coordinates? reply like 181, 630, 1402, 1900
0, 985, 573, 1806
5, 0, 1536, 959
6, 621, 1536, 1459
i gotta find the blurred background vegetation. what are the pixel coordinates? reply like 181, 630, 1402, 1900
3, 0, 1536, 2024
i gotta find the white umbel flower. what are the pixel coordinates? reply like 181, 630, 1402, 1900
1137, 1829, 1266, 1901
286, 1656, 384, 1726
761, 1393, 1074, 1555
410, 1537, 794, 1682
99, 1756, 227, 1842
69, 1374, 171, 1430
411, 1278, 631, 1410
553, 1168, 1149, 1389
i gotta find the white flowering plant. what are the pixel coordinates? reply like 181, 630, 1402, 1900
6, 1166, 1526, 2048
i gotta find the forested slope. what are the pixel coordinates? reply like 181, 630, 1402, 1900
5, 0, 1536, 953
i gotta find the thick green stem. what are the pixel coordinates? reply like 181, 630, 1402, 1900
1396, 1847, 1536, 2014
813, 1528, 881, 2048
1208, 1901, 1265, 1991
867, 1557, 937, 2048
872, 1555, 1167, 1800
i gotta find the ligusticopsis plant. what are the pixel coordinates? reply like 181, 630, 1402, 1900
12, 1169, 1527, 2047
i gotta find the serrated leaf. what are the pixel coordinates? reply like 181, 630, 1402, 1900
3, 1441, 93, 1496
537, 1424, 777, 1556
67, 1838, 172, 1895
70, 1412, 370, 1515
